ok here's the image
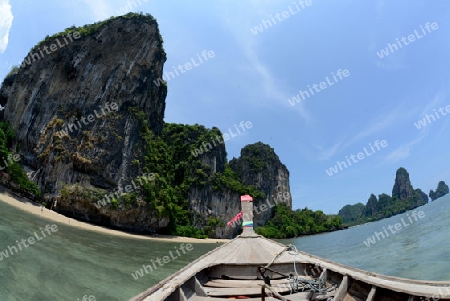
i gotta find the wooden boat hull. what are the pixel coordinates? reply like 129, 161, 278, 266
131, 196, 449, 301
130, 234, 450, 301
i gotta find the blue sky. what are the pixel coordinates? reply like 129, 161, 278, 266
1, 0, 449, 214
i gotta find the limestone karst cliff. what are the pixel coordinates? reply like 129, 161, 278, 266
0, 13, 169, 233
392, 167, 414, 201
229, 142, 291, 227
415, 188, 429, 204
429, 181, 449, 201
190, 142, 292, 238
338, 167, 429, 225
0, 13, 291, 238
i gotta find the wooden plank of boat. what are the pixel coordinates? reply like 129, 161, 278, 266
189, 297, 265, 301
194, 276, 208, 297
333, 275, 349, 301
203, 278, 293, 288
189, 292, 333, 301
189, 292, 312, 301
366, 286, 376, 301
204, 283, 291, 297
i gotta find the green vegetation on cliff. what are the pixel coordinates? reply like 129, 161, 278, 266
338, 203, 366, 225
5, 66, 19, 78
136, 117, 264, 238
255, 204, 343, 238
0, 122, 40, 198
429, 181, 449, 201
338, 167, 432, 227
230, 142, 276, 173
212, 165, 265, 199
33, 13, 163, 54
339, 192, 428, 226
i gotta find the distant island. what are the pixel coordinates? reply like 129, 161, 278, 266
429, 181, 449, 201
255, 204, 344, 238
257, 167, 448, 238
337, 168, 448, 227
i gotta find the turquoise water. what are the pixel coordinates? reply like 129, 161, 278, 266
1, 194, 449, 300
283, 194, 450, 281
0, 200, 219, 301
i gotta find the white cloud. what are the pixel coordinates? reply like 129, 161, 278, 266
415, 91, 449, 138
350, 104, 412, 143
81, 0, 114, 21
370, 22, 408, 71
419, 92, 445, 116
384, 146, 410, 162
384, 134, 425, 163
217, 0, 312, 122
315, 141, 343, 161
0, 0, 13, 53
375, 60, 407, 71
317, 103, 414, 161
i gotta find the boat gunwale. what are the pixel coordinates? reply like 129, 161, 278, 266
129, 237, 236, 301
131, 234, 450, 300
263, 236, 450, 286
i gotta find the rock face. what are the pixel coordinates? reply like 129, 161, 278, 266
0, 14, 292, 238
189, 142, 292, 238
188, 133, 239, 238
0, 14, 169, 232
338, 203, 365, 224
189, 187, 242, 238
1, 14, 166, 190
415, 189, 429, 204
364, 194, 378, 216
429, 181, 449, 201
229, 142, 292, 227
338, 168, 428, 225
377, 193, 392, 209
392, 167, 414, 201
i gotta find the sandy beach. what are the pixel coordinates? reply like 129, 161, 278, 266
0, 188, 228, 244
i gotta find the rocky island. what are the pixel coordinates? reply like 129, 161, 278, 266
0, 13, 292, 239
338, 167, 447, 226
429, 181, 449, 201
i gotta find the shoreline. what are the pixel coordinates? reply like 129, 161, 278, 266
0, 188, 228, 244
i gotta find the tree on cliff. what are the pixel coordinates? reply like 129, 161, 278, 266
338, 203, 365, 224
364, 194, 378, 217
138, 122, 267, 238
338, 167, 429, 226
256, 203, 343, 239
0, 122, 40, 198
